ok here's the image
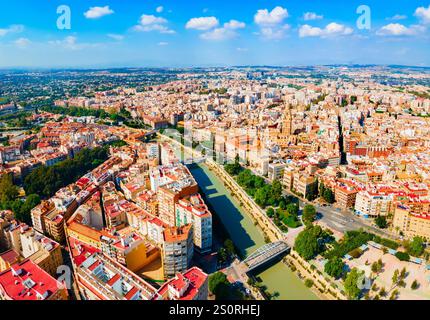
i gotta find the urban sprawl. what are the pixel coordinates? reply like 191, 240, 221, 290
0, 66, 429, 301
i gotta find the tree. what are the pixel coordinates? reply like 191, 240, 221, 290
392, 269, 399, 286
270, 180, 283, 204
208, 272, 242, 300
224, 239, 236, 256
405, 236, 425, 257
306, 180, 319, 201
324, 257, 345, 279
304, 279, 314, 288
208, 272, 229, 299
322, 188, 335, 203
0, 174, 19, 203
303, 205, 317, 224
395, 251, 410, 262
267, 207, 275, 218
344, 268, 363, 300
375, 216, 387, 229
411, 280, 419, 290
285, 203, 299, 217
217, 248, 227, 264
254, 187, 269, 208
14, 194, 41, 224
294, 225, 323, 260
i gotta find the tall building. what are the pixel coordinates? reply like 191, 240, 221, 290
162, 225, 194, 279
176, 194, 212, 254
153, 164, 198, 226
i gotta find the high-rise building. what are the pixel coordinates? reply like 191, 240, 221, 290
176, 194, 212, 254
162, 225, 194, 278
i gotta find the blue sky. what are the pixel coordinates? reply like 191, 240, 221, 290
0, 0, 429, 68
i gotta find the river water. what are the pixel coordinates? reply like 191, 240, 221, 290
189, 164, 318, 300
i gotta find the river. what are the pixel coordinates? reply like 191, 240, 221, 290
189, 163, 318, 300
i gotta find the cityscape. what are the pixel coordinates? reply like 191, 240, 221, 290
0, 1, 430, 304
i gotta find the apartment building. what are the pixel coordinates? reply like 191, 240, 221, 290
157, 266, 208, 300
392, 204, 430, 240
0, 259, 68, 300
3, 222, 63, 276
354, 191, 393, 218
335, 180, 361, 209
162, 225, 194, 279
176, 194, 212, 254
71, 246, 161, 300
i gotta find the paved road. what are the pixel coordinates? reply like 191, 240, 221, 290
282, 187, 398, 240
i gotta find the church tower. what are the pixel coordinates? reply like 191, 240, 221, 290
282, 104, 292, 136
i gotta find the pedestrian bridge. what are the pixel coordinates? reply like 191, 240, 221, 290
243, 241, 290, 274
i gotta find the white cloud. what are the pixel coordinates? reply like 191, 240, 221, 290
224, 20, 246, 30
299, 22, 353, 38
259, 24, 290, 40
184, 18, 244, 41
108, 34, 124, 41
236, 47, 248, 52
49, 36, 81, 50
84, 6, 114, 19
158, 41, 168, 46
14, 37, 31, 48
254, 6, 288, 26
133, 14, 175, 34
156, 6, 164, 13
386, 14, 407, 21
303, 12, 323, 21
0, 25, 24, 37
140, 15, 167, 26
200, 28, 237, 41
254, 7, 289, 40
376, 23, 425, 36
415, 5, 430, 24
185, 17, 219, 30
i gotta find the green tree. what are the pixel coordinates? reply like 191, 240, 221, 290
375, 216, 387, 229
224, 239, 236, 256
294, 225, 323, 260
306, 180, 319, 201
304, 279, 314, 288
271, 180, 283, 204
324, 257, 345, 279
0, 174, 19, 203
303, 204, 317, 224
208, 272, 242, 300
267, 207, 275, 218
405, 236, 425, 257
323, 188, 335, 203
344, 268, 363, 300
285, 203, 299, 217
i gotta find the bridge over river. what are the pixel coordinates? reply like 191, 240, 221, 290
243, 241, 291, 274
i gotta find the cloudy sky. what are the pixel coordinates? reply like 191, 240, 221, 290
0, 0, 429, 68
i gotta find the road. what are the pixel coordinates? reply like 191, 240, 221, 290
281, 187, 398, 240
